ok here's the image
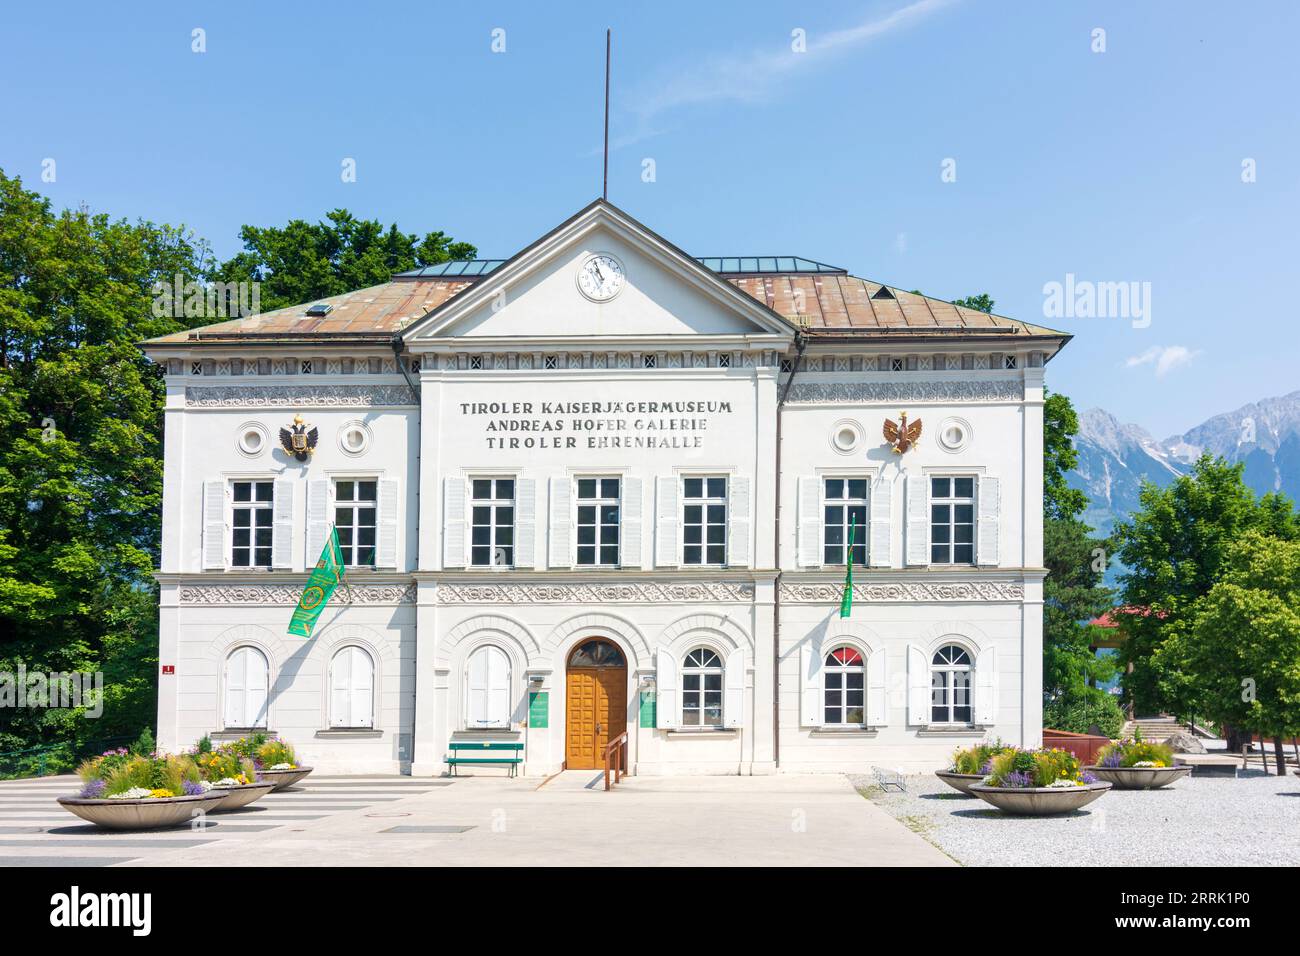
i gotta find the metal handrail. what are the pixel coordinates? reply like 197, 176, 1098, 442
602, 731, 629, 791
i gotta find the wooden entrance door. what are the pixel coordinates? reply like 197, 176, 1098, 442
565, 639, 628, 769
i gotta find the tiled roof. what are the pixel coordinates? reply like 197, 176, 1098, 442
143, 265, 1063, 345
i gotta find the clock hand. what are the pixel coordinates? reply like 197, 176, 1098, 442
593, 262, 604, 283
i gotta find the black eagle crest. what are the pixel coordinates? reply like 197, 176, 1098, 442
280, 414, 319, 462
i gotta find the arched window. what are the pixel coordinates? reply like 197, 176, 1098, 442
467, 645, 512, 728
931, 645, 972, 724
681, 647, 723, 727
224, 646, 269, 729
823, 646, 865, 725
329, 645, 375, 728
567, 640, 626, 668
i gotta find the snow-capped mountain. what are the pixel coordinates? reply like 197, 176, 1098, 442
1068, 390, 1300, 534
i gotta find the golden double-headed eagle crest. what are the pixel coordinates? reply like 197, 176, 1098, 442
279, 414, 319, 462
883, 411, 922, 454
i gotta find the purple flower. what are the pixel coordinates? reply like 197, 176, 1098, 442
1000, 771, 1035, 789
181, 780, 206, 796
79, 779, 107, 799
979, 759, 994, 775
1100, 751, 1123, 769
1081, 771, 1098, 784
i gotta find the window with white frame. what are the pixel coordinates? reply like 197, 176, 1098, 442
334, 479, 377, 567
823, 478, 868, 566
470, 478, 515, 567
466, 645, 511, 728
681, 647, 723, 727
682, 476, 727, 566
576, 477, 620, 567
329, 645, 375, 728
823, 646, 865, 725
931, 644, 973, 724
224, 646, 269, 728
930, 476, 975, 565
231, 480, 274, 568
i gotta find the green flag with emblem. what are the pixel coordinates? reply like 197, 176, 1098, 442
289, 526, 347, 638
839, 514, 856, 619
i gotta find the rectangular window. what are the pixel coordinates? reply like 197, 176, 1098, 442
231, 480, 274, 568
930, 476, 975, 564
334, 479, 377, 567
576, 477, 620, 567
823, 477, 868, 566
471, 478, 515, 567
682, 476, 727, 566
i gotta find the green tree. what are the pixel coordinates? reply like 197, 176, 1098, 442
213, 209, 476, 312
0, 168, 211, 761
952, 293, 995, 314
1155, 532, 1300, 774
1113, 456, 1295, 717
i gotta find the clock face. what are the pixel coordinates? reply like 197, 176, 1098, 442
576, 253, 625, 302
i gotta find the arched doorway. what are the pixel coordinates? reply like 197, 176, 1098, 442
565, 639, 628, 769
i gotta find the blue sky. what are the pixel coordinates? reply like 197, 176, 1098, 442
4, 0, 1296, 438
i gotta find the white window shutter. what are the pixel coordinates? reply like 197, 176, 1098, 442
656, 651, 678, 729
487, 647, 511, 727
515, 478, 536, 568
443, 477, 466, 568
905, 475, 929, 566
548, 476, 571, 568
654, 476, 679, 567
797, 476, 821, 567
247, 649, 269, 728
975, 646, 997, 725
271, 480, 294, 569
306, 479, 329, 564
723, 647, 745, 729
800, 642, 823, 727
352, 648, 375, 729
867, 647, 889, 726
977, 476, 1001, 566
375, 478, 400, 568
869, 477, 892, 567
907, 644, 929, 726
466, 647, 488, 727
727, 475, 751, 567
202, 480, 227, 570
620, 477, 643, 568
224, 649, 245, 727
330, 647, 352, 727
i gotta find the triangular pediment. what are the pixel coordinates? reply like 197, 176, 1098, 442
400, 200, 794, 347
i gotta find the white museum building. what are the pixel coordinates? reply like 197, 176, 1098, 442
142, 200, 1070, 775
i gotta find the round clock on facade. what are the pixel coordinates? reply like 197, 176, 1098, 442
576, 252, 625, 301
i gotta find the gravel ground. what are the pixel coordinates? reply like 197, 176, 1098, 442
851, 770, 1300, 866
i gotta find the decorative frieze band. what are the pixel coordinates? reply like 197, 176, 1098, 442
436, 581, 755, 605
780, 581, 1024, 603
785, 380, 1023, 404
185, 385, 415, 408
178, 583, 417, 605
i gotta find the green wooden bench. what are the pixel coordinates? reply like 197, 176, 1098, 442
446, 741, 524, 777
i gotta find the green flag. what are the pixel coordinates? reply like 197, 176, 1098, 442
289, 527, 347, 638
839, 515, 856, 619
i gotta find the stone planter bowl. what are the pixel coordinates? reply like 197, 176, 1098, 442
209, 781, 277, 811
968, 781, 1111, 816
934, 770, 985, 796
256, 766, 313, 791
1083, 764, 1192, 790
57, 793, 226, 830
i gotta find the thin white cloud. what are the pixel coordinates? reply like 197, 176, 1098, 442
1125, 345, 1199, 378
614, 0, 957, 149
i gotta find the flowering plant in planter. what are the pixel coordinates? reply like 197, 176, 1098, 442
194, 750, 258, 786
981, 748, 1099, 789
75, 753, 204, 799
948, 740, 1012, 775
256, 739, 299, 770
1094, 738, 1174, 769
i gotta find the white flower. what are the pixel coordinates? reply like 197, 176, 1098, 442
1133, 760, 1163, 768
193, 780, 213, 793
213, 777, 242, 787
1048, 778, 1081, 788
269, 763, 293, 771
107, 787, 153, 800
